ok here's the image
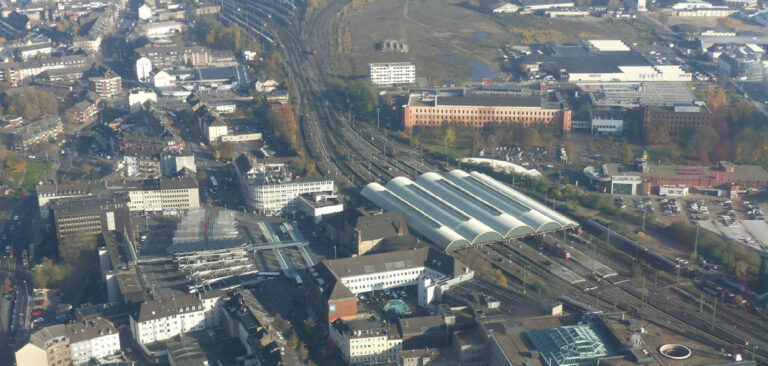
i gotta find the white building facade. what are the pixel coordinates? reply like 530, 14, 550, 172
248, 178, 334, 215
127, 186, 200, 213
70, 330, 121, 365
129, 293, 223, 345
369, 62, 416, 86
328, 318, 403, 365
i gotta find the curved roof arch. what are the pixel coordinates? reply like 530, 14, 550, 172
415, 172, 535, 239
385, 176, 501, 245
361, 170, 576, 250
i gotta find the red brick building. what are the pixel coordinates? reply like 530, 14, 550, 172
642, 103, 713, 137
65, 99, 100, 124
402, 93, 571, 134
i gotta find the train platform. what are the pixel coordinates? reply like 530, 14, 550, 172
569, 247, 618, 279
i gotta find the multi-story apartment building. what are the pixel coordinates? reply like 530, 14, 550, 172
642, 103, 713, 137
0, 114, 63, 152
402, 92, 572, 134
15, 318, 120, 366
51, 195, 131, 261
136, 44, 213, 68
0, 55, 90, 86
369, 62, 416, 86
329, 315, 403, 365
65, 99, 100, 124
88, 75, 122, 98
117, 177, 200, 214
247, 177, 334, 216
129, 292, 224, 345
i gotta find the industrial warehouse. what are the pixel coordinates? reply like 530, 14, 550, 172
361, 170, 578, 250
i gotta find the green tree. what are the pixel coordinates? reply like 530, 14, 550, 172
620, 141, 633, 163
12, 48, 21, 62
347, 79, 377, 121
759, 257, 768, 293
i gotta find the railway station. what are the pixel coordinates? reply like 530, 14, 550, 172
361, 169, 578, 250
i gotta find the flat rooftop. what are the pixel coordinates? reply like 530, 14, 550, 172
583, 82, 695, 108
601, 314, 749, 365
603, 163, 768, 182
408, 94, 545, 108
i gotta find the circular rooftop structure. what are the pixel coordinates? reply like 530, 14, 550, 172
659, 344, 692, 360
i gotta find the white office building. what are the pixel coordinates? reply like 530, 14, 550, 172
369, 62, 416, 86
117, 177, 200, 214
129, 293, 224, 346
248, 178, 334, 216
589, 110, 624, 135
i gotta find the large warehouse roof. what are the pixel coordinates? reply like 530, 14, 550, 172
361, 170, 577, 251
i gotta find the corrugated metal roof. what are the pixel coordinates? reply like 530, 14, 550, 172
361, 170, 577, 251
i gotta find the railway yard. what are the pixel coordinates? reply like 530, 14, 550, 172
215, 0, 768, 362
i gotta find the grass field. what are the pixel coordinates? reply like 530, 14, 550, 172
22, 160, 51, 191
0, 159, 51, 194
345, 0, 662, 84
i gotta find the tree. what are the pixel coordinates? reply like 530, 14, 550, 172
12, 48, 21, 62
759, 257, 768, 293
219, 142, 236, 160
645, 122, 670, 144
495, 269, 508, 287
287, 334, 299, 349
80, 163, 92, 175
410, 135, 420, 147
521, 128, 541, 147
631, 263, 643, 278
621, 141, 633, 163
6, 155, 25, 172
445, 127, 456, 146
347, 79, 377, 121
2, 88, 59, 122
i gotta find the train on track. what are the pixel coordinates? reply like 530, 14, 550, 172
585, 219, 679, 270
535, 235, 571, 260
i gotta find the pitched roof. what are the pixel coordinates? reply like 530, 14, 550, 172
136, 294, 203, 322
28, 318, 117, 348
355, 211, 407, 241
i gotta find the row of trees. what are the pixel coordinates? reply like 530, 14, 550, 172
190, 16, 261, 53
666, 222, 763, 284
406, 123, 558, 157
265, 104, 302, 155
